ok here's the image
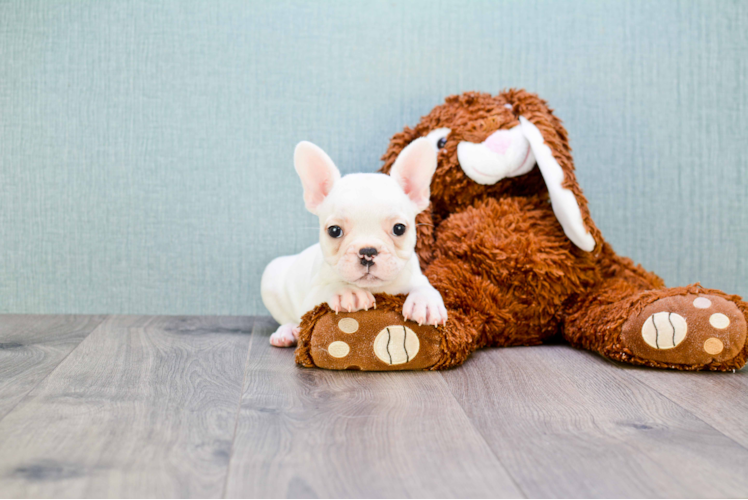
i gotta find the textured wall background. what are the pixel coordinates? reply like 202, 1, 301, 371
0, 0, 746, 314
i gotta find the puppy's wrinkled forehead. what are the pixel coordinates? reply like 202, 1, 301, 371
320, 173, 412, 215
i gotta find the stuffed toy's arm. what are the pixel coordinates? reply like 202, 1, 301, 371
415, 207, 436, 270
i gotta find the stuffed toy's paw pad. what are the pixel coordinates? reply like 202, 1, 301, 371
621, 294, 747, 366
307, 310, 443, 371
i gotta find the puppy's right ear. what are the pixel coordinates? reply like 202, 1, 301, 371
294, 141, 341, 214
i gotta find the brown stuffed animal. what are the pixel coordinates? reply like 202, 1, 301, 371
296, 90, 747, 372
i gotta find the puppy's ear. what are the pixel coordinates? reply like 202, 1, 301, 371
294, 141, 341, 214
389, 137, 437, 212
379, 126, 421, 175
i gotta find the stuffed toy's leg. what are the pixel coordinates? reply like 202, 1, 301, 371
564, 278, 748, 371
295, 294, 474, 370
294, 254, 560, 371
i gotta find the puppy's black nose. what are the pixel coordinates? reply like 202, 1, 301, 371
359, 247, 377, 268
359, 247, 378, 258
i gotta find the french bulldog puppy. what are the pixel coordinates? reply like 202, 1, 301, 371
261, 138, 448, 347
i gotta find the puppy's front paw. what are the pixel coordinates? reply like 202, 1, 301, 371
403, 290, 448, 326
328, 288, 376, 313
270, 323, 300, 347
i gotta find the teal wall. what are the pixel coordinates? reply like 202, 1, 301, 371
1, 0, 746, 314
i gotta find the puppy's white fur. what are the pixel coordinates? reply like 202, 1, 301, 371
261, 139, 447, 347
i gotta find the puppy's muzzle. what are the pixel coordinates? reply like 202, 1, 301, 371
359, 247, 378, 268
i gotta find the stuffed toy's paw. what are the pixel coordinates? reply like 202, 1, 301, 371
621, 291, 747, 369
295, 294, 453, 371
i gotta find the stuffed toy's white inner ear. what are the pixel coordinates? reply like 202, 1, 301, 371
519, 117, 595, 252
294, 141, 341, 214
390, 137, 437, 212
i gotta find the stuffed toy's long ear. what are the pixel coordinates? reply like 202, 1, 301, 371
519, 116, 595, 252
389, 137, 437, 212
294, 141, 341, 214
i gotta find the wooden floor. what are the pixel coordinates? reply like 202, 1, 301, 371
1, 316, 747, 498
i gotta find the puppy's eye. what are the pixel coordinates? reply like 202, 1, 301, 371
436, 137, 447, 149
392, 223, 406, 236
327, 225, 343, 238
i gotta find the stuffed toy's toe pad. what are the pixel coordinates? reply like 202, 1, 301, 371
622, 294, 747, 366
308, 310, 443, 371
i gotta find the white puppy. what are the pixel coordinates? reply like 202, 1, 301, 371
261, 138, 448, 347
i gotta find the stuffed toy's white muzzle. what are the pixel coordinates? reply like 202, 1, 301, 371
456, 125, 536, 184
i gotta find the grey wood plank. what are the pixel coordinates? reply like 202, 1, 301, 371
225, 317, 523, 499
619, 363, 748, 450
0, 315, 254, 498
442, 345, 748, 498
0, 315, 106, 420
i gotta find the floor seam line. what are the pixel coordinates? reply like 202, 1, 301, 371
0, 314, 109, 424
221, 316, 257, 499
437, 369, 529, 499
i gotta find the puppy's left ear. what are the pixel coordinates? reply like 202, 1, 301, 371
294, 141, 341, 214
390, 137, 437, 212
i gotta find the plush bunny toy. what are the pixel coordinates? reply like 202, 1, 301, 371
296, 90, 747, 372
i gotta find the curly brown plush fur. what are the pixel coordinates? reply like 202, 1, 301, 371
297, 90, 747, 372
